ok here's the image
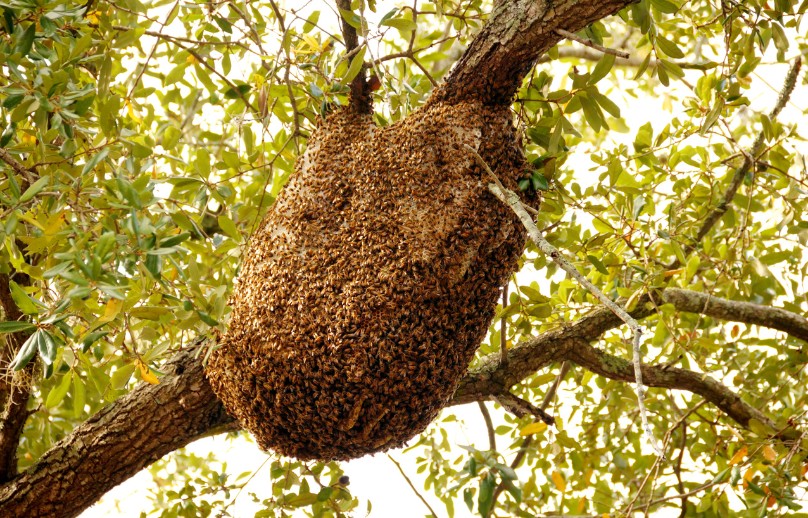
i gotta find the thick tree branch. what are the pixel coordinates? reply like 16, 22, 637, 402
0, 273, 33, 484
0, 345, 232, 518
660, 288, 808, 343
433, 0, 635, 105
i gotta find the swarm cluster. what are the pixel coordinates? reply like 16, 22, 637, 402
205, 100, 537, 460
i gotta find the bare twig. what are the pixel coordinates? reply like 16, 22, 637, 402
387, 455, 438, 517
0, 148, 37, 188
500, 284, 508, 366
465, 144, 664, 457
691, 56, 801, 247
555, 28, 630, 59
494, 392, 554, 425
477, 401, 497, 451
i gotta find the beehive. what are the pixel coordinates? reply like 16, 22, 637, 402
205, 99, 538, 460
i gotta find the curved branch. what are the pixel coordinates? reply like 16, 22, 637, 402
0, 345, 232, 518
433, 0, 634, 105
564, 338, 799, 441
661, 288, 808, 343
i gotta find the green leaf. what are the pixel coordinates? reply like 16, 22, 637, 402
478, 473, 495, 516
343, 46, 367, 84
37, 330, 57, 365
10, 329, 40, 370
110, 363, 136, 390
587, 255, 609, 275
655, 36, 684, 59
589, 53, 615, 84
380, 17, 416, 32
0, 321, 36, 333
46, 372, 73, 408
16, 23, 36, 56
8, 280, 44, 315
81, 148, 110, 175
20, 176, 50, 203
338, 8, 361, 29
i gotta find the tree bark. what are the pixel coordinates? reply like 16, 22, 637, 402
0, 347, 232, 518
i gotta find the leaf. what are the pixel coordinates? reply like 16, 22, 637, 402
342, 46, 367, 84
37, 329, 57, 365
110, 363, 136, 390
0, 321, 36, 333
81, 148, 109, 175
8, 280, 44, 315
587, 255, 609, 275
589, 54, 615, 84
337, 8, 361, 29
478, 473, 495, 516
136, 359, 160, 385
18, 176, 49, 203
519, 422, 547, 436
72, 374, 87, 417
655, 36, 684, 59
10, 330, 40, 370
217, 214, 241, 241
46, 372, 73, 408
729, 445, 748, 466
762, 444, 777, 463
380, 17, 416, 32
551, 471, 566, 492
98, 298, 124, 324
16, 23, 36, 56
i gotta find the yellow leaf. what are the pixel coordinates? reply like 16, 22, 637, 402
99, 298, 124, 323
729, 445, 748, 466
519, 421, 547, 436
762, 444, 777, 463
186, 54, 198, 64
136, 359, 160, 385
551, 470, 566, 492
742, 466, 756, 488
602, 514, 610, 518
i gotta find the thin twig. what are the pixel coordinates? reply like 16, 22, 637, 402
0, 148, 37, 188
494, 392, 554, 425
691, 56, 801, 248
465, 144, 664, 458
555, 28, 631, 59
477, 401, 497, 451
387, 455, 438, 518
500, 284, 508, 366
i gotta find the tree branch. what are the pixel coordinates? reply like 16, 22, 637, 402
691, 56, 801, 247
433, 0, 635, 105
336, 0, 371, 113
0, 344, 232, 517
660, 288, 808, 343
554, 28, 630, 59
0, 273, 33, 484
0, 148, 36, 189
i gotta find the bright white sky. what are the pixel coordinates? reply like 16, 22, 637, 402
77, 0, 807, 516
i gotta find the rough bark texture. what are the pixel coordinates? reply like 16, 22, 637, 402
0, 346, 232, 518
0, 273, 33, 483
432, 0, 635, 104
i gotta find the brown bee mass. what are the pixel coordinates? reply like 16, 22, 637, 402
205, 99, 537, 460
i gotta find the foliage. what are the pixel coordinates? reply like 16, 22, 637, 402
0, 0, 807, 515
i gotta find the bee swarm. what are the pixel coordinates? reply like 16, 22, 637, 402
205, 100, 537, 460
